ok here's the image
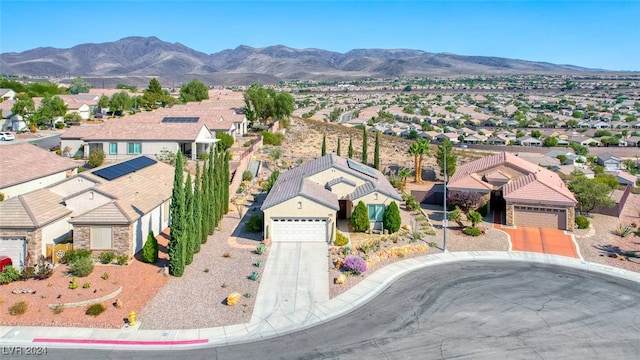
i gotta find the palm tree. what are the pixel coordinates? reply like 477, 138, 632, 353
408, 139, 431, 184
398, 168, 412, 191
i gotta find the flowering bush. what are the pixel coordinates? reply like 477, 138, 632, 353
342, 256, 367, 275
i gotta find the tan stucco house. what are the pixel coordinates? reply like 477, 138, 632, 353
447, 152, 577, 231
261, 154, 402, 243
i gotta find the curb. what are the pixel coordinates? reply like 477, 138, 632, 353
1, 251, 639, 350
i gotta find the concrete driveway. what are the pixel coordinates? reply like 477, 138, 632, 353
497, 225, 580, 258
251, 242, 329, 325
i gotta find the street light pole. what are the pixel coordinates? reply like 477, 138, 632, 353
443, 146, 448, 252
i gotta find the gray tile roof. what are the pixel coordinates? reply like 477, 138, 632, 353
261, 154, 401, 211
0, 143, 78, 189
0, 189, 71, 228
325, 176, 357, 190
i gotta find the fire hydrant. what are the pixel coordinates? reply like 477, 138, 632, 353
129, 311, 136, 327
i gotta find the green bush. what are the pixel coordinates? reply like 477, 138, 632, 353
404, 194, 420, 211
88, 148, 105, 168
575, 215, 590, 229
0, 266, 21, 284
255, 244, 267, 255
69, 257, 94, 277
478, 202, 489, 217
242, 170, 254, 182
99, 251, 116, 264
68, 277, 78, 289
245, 213, 264, 232
334, 231, 349, 246
116, 254, 129, 266
350, 201, 370, 233
55, 122, 65, 129
262, 170, 280, 193
20, 266, 35, 281
35, 257, 54, 280
9, 301, 28, 316
85, 303, 106, 317
63, 249, 92, 264
262, 131, 284, 146
463, 227, 482, 236
249, 271, 260, 281
383, 202, 401, 233
142, 231, 159, 264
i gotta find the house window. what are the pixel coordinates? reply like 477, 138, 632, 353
90, 227, 113, 250
367, 204, 385, 222
127, 142, 141, 154
109, 142, 117, 155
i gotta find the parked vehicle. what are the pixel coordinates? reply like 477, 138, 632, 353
0, 132, 15, 141
0, 256, 13, 272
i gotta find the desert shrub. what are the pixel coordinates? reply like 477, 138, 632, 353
575, 215, 590, 229
86, 303, 106, 316
141, 231, 159, 264
63, 249, 92, 264
254, 259, 263, 267
101, 272, 109, 280
35, 257, 53, 280
350, 201, 370, 233
20, 266, 35, 281
116, 255, 129, 266
9, 301, 27, 315
404, 194, 420, 211
383, 202, 401, 233
615, 224, 633, 238
249, 271, 260, 281
52, 304, 64, 314
255, 244, 267, 255
99, 251, 116, 264
69, 257, 94, 277
0, 266, 21, 284
262, 131, 284, 146
245, 213, 264, 232
82, 282, 91, 289
334, 231, 349, 246
262, 170, 280, 193
242, 170, 254, 182
68, 277, 78, 289
88, 148, 105, 168
463, 227, 482, 236
342, 256, 367, 275
478, 202, 489, 217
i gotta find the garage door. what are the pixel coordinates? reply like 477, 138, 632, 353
0, 237, 26, 270
513, 206, 566, 230
271, 218, 328, 242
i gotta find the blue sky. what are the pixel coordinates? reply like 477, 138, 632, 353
1, 1, 639, 71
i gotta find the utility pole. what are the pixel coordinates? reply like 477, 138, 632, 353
443, 146, 448, 252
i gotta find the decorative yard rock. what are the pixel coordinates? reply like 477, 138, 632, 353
227, 292, 241, 306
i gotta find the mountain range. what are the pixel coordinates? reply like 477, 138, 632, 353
0, 36, 604, 86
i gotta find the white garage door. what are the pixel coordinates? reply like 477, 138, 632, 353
0, 237, 26, 270
271, 218, 328, 243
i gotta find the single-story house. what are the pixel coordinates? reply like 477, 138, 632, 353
447, 152, 577, 231
0, 88, 16, 101
80, 121, 218, 161
0, 143, 79, 199
517, 137, 542, 147
261, 154, 402, 243
607, 170, 637, 187
597, 153, 622, 170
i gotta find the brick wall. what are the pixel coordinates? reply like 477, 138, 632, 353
73, 224, 133, 257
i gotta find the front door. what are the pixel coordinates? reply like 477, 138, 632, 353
338, 200, 347, 219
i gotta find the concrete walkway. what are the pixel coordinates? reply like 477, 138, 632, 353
2, 251, 640, 351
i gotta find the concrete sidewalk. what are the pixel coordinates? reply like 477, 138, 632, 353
2, 251, 640, 351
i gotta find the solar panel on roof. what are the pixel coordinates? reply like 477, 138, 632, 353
161, 117, 199, 123
93, 156, 158, 181
346, 158, 378, 179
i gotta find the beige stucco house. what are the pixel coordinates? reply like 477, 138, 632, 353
447, 152, 577, 231
261, 154, 402, 243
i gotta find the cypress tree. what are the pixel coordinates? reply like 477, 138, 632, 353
361, 127, 368, 165
208, 146, 216, 234
193, 162, 202, 253
168, 151, 185, 277
321, 134, 327, 156
184, 172, 194, 265
374, 131, 380, 170
223, 151, 230, 214
141, 231, 158, 264
348, 136, 353, 159
350, 201, 370, 233
382, 202, 401, 233
336, 137, 341, 156
201, 159, 210, 242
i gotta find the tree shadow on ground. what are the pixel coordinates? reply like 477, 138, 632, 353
593, 244, 639, 263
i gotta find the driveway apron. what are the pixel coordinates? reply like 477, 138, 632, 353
251, 242, 329, 325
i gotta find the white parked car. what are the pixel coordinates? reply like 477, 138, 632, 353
0, 132, 15, 141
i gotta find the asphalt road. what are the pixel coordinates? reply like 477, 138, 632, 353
38, 261, 640, 359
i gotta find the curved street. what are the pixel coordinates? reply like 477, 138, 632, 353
47, 260, 640, 359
